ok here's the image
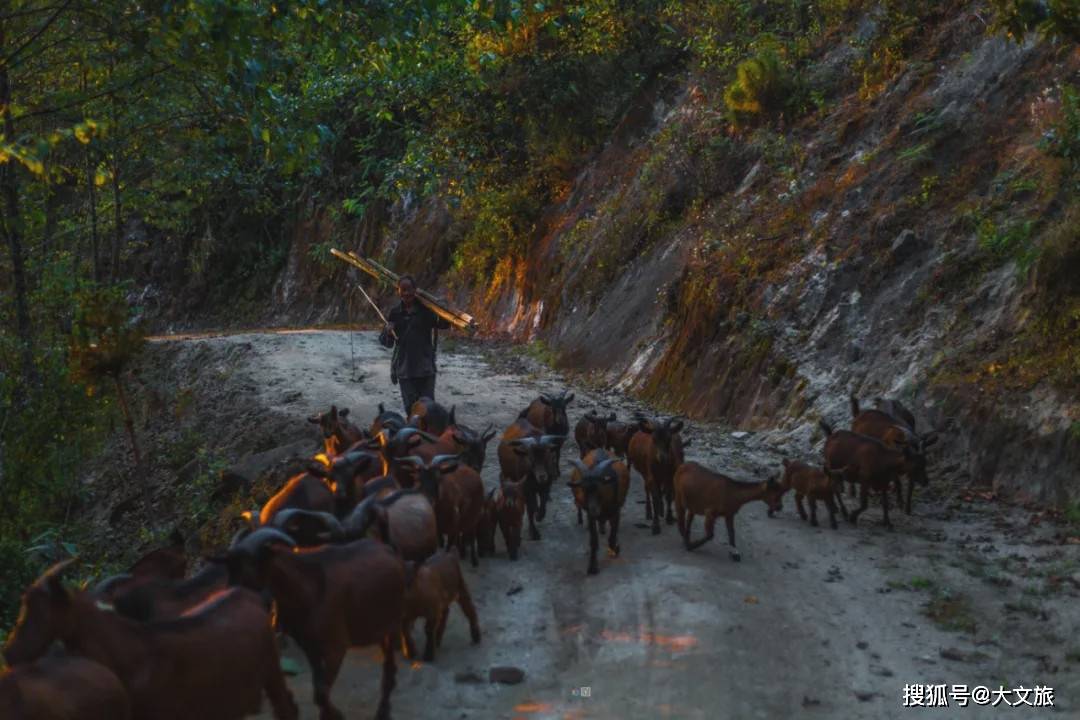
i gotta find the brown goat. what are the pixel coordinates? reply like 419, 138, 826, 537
604, 420, 634, 459
2, 560, 298, 720
222, 529, 406, 720
95, 563, 229, 622
401, 550, 481, 662
437, 423, 497, 472
408, 397, 456, 436
308, 405, 368, 456
90, 530, 189, 610
821, 420, 927, 529
497, 418, 565, 541
129, 529, 186, 580
370, 403, 408, 438
0, 654, 131, 720
259, 468, 336, 528
568, 451, 630, 575
392, 454, 481, 563
628, 416, 687, 534
574, 410, 615, 460
776, 459, 847, 529
343, 488, 439, 563
523, 390, 574, 463
477, 481, 525, 561
850, 395, 938, 514
673, 462, 783, 560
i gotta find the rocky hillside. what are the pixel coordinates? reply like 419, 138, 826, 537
148, 4, 1080, 506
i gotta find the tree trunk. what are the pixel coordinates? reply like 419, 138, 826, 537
0, 26, 38, 403
113, 374, 141, 468
82, 67, 100, 282
109, 46, 122, 280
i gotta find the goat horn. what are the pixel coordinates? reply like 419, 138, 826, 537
39, 557, 78, 585
229, 527, 252, 548
234, 527, 297, 555
430, 453, 460, 466
272, 509, 344, 536
92, 573, 133, 596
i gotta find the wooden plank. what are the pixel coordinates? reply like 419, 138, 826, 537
330, 248, 476, 332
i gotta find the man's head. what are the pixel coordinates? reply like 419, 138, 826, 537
398, 275, 416, 307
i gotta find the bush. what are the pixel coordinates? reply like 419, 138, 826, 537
723, 48, 795, 129
990, 0, 1080, 43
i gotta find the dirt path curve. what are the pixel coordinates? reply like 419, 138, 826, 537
148, 330, 1075, 720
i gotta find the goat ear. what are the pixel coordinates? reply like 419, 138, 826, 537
307, 415, 321, 424
539, 395, 552, 406
922, 432, 939, 448
670, 420, 685, 433
449, 406, 456, 426
340, 407, 350, 419
512, 445, 529, 457
378, 403, 386, 414
607, 412, 616, 422
682, 437, 693, 448
782, 458, 790, 468
330, 405, 338, 419
483, 428, 497, 442
307, 462, 331, 478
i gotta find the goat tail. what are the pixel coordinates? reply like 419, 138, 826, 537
849, 394, 860, 419
819, 419, 834, 437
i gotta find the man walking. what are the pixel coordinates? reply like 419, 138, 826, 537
379, 275, 451, 414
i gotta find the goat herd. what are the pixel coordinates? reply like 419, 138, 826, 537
0, 389, 940, 720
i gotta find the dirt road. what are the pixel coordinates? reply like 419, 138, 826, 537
145, 330, 1076, 720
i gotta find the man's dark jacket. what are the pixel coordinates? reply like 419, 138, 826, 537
378, 302, 451, 379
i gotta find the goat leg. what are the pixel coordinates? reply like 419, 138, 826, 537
834, 488, 849, 520
825, 495, 839, 530
402, 622, 418, 660
894, 478, 903, 508
880, 486, 893, 530
644, 475, 653, 521
849, 479, 870, 526
468, 534, 478, 569
665, 487, 675, 525
686, 513, 715, 551
525, 492, 541, 541
376, 632, 397, 720
809, 497, 819, 527
536, 484, 549, 522
724, 514, 740, 561
457, 581, 482, 645
905, 478, 915, 516
577, 506, 583, 525
420, 613, 437, 661
650, 483, 663, 535
795, 492, 808, 521
315, 643, 347, 720
607, 513, 621, 558
681, 512, 694, 550
263, 639, 299, 720
587, 517, 599, 575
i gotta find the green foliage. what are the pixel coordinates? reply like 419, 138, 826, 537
723, 47, 795, 128
989, 0, 1080, 43
1046, 85, 1080, 175
977, 218, 1038, 270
